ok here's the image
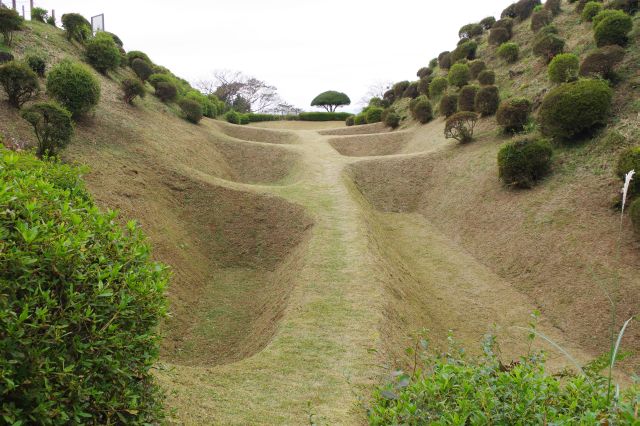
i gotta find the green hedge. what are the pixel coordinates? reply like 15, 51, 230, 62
0, 149, 168, 424
298, 112, 352, 121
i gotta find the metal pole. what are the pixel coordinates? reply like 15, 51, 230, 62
51, 9, 55, 22
12, 0, 16, 10
29, 0, 33, 14
22, 4, 25, 18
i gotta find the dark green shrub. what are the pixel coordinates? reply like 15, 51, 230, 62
480, 16, 496, 29
545, 0, 562, 15
498, 42, 519, 63
444, 111, 478, 143
475, 85, 500, 116
85, 32, 121, 74
577, 0, 602, 13
630, 198, 640, 234
468, 60, 486, 79
104, 32, 123, 47
533, 33, 565, 62
582, 1, 604, 20
458, 23, 484, 39
0, 149, 167, 424
438, 51, 452, 69
418, 77, 431, 96
148, 73, 175, 90
593, 9, 633, 46
384, 109, 401, 129
429, 57, 438, 68
540, 79, 612, 140
605, 0, 639, 14
579, 45, 626, 79
184, 90, 216, 118
410, 96, 433, 123
502, 3, 518, 18
383, 89, 395, 105
538, 24, 559, 37
458, 85, 479, 112
345, 115, 355, 126
127, 50, 152, 66
179, 98, 203, 124
61, 13, 91, 43
448, 63, 470, 88
498, 137, 553, 187
26, 54, 46, 77
531, 9, 552, 31
439, 94, 459, 117
0, 51, 14, 64
548, 53, 580, 83
494, 17, 515, 35
354, 113, 367, 125
20, 102, 74, 157
616, 146, 640, 198
122, 78, 145, 104
0, 61, 39, 108
515, 0, 542, 19
298, 112, 352, 121
31, 7, 48, 22
403, 82, 420, 99
496, 97, 532, 132
46, 60, 100, 117
478, 70, 496, 85
417, 67, 432, 79
131, 58, 153, 82
225, 110, 241, 124
0, 7, 22, 46
429, 77, 448, 98
366, 106, 384, 124
154, 82, 177, 103
451, 40, 478, 62
46, 15, 56, 26
393, 81, 410, 98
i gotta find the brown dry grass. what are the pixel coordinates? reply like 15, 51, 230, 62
328, 131, 411, 157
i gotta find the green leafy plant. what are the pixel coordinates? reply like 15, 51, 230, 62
179, 98, 203, 124
448, 63, 471, 88
384, 109, 401, 129
0, 7, 22, 46
451, 40, 478, 63
475, 85, 500, 116
366, 106, 384, 124
46, 59, 100, 117
417, 67, 432, 79
548, 53, 580, 83
458, 85, 479, 112
85, 32, 121, 74
497, 97, 532, 133
345, 115, 355, 126
26, 53, 46, 77
497, 42, 519, 63
458, 23, 484, 39
61, 13, 91, 43
468, 60, 486, 79
310, 90, 351, 112
539, 79, 612, 140
127, 50, 152, 66
429, 77, 448, 98
582, 1, 604, 20
30, 7, 48, 23
0, 149, 168, 425
439, 93, 459, 117
354, 113, 367, 125
154, 81, 177, 103
298, 112, 352, 121
498, 137, 553, 188
480, 16, 496, 29
225, 110, 241, 124
593, 9, 633, 46
0, 61, 39, 108
131, 58, 153, 82
410, 96, 433, 124
438, 51, 452, 69
121, 78, 145, 104
478, 70, 496, 85
444, 111, 478, 143
20, 102, 74, 157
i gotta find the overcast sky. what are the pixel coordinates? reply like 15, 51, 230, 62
35, 0, 508, 112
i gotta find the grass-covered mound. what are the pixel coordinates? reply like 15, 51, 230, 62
0, 149, 168, 424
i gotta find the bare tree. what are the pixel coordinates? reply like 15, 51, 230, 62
359, 80, 393, 106
196, 70, 281, 113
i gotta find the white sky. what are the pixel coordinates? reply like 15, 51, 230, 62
37, 0, 508, 112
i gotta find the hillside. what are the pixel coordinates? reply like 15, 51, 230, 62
0, 1, 639, 424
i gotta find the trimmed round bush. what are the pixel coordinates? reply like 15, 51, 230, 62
630, 198, 640, 234
85, 32, 121, 74
475, 85, 500, 116
498, 138, 553, 188
458, 85, 479, 112
0, 150, 167, 424
0, 7, 22, 46
26, 54, 46, 77
429, 58, 438, 68
31, 7, 48, 22
417, 67, 432, 79
122, 78, 145, 104
354, 113, 367, 125
131, 58, 153, 82
531, 9, 552, 31
410, 96, 433, 124
438, 51, 452, 69
127, 50, 151, 66
440, 94, 459, 117
46, 60, 100, 117
480, 16, 497, 29
20, 102, 74, 157
225, 110, 241, 124
616, 146, 640, 198
502, 3, 518, 18
469, 60, 486, 79
605, 0, 639, 14
0, 61, 39, 108
451, 40, 478, 62
496, 97, 532, 132
179, 98, 203, 124
444, 111, 479, 143
459, 23, 484, 39
345, 115, 355, 126
545, 0, 562, 15
515, 0, 542, 19
418, 77, 431, 96
403, 82, 420, 99
366, 106, 384, 124
429, 77, 448, 98
154, 81, 177, 103
384, 109, 401, 129
104, 32, 123, 48
533, 33, 565, 62
478, 70, 496, 85
593, 9, 633, 46
539, 79, 612, 140
548, 53, 580, 83
61, 13, 90, 43
393, 81, 410, 98
582, 1, 603, 20
579, 45, 626, 79
383, 89, 395, 106
448, 63, 471, 88
497, 42, 519, 63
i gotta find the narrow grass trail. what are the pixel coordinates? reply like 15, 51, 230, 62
156, 123, 591, 425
